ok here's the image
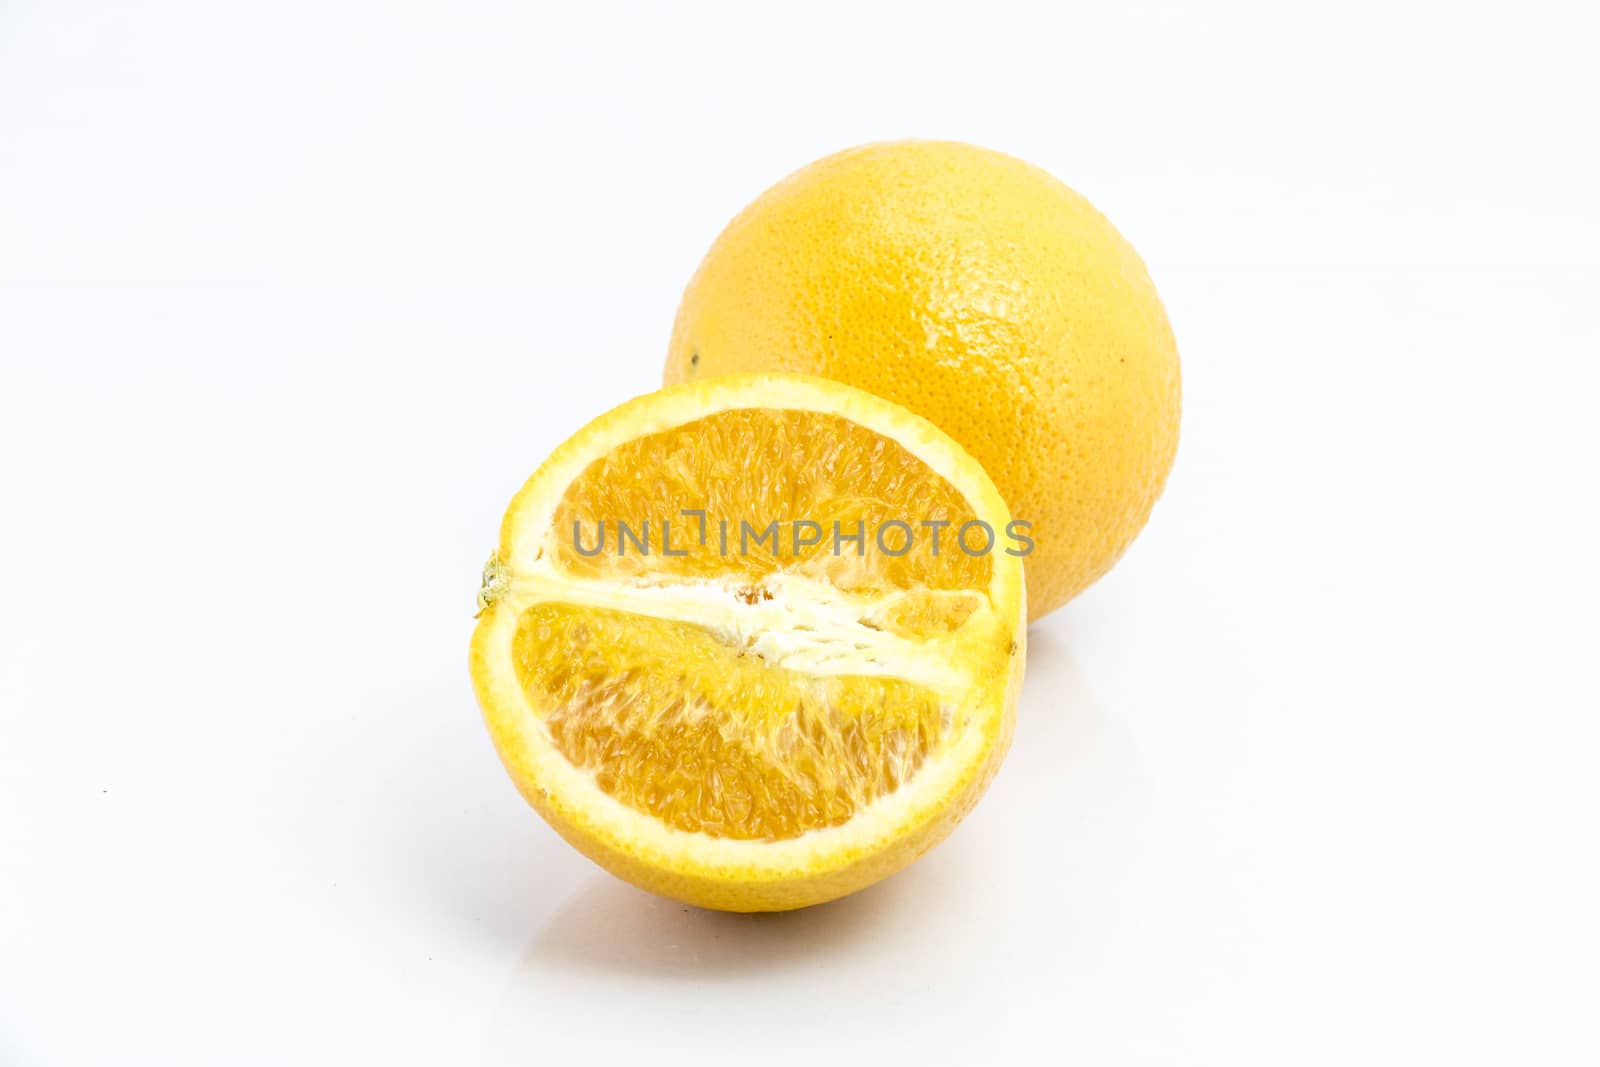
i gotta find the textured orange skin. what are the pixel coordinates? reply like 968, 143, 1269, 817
665, 140, 1181, 620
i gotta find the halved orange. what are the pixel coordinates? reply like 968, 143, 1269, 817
470, 374, 1025, 911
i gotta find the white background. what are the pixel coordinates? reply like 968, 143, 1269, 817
2, 2, 1597, 1063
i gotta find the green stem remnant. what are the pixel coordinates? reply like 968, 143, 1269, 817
477, 556, 510, 614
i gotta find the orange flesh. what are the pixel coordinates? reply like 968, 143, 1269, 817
552, 409, 991, 592
513, 604, 948, 840
512, 408, 990, 841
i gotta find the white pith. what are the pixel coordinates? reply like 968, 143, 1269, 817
494, 563, 984, 694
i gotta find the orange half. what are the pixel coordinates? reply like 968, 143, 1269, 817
470, 374, 1024, 910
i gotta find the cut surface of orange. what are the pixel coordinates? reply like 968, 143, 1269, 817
470, 375, 1025, 911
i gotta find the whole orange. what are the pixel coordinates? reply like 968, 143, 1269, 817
664, 140, 1180, 620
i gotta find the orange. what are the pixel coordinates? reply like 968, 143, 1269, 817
470, 374, 1025, 911
665, 140, 1181, 619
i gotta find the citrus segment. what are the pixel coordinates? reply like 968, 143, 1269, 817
551, 407, 990, 593
513, 602, 944, 841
